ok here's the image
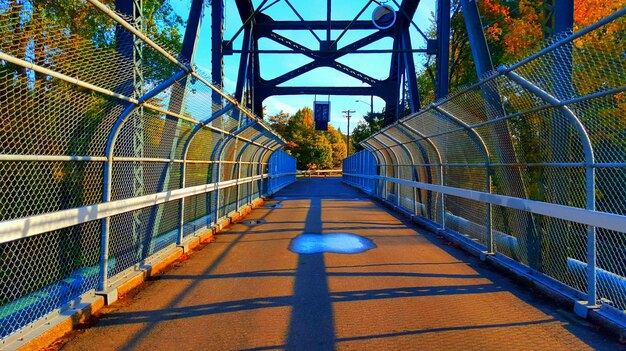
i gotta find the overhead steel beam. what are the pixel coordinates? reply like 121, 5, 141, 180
335, 29, 393, 55
235, 27, 252, 104
230, 49, 429, 54
383, 34, 401, 126
267, 32, 316, 57
330, 61, 380, 86
268, 86, 378, 96
256, 20, 378, 30
265, 61, 324, 86
235, 1, 427, 122
264, 29, 393, 59
252, 33, 262, 116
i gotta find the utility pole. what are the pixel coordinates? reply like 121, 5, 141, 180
343, 110, 355, 155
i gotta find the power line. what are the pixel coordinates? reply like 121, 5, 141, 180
342, 110, 356, 155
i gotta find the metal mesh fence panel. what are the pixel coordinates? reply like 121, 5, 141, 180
0, 220, 102, 339
0, 1, 294, 344
343, 10, 626, 316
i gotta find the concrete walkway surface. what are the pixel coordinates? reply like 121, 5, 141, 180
55, 178, 621, 351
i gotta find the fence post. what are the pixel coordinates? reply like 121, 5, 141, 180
432, 105, 493, 253
397, 120, 445, 227
97, 70, 188, 294
178, 157, 186, 245
236, 160, 242, 210
504, 69, 597, 311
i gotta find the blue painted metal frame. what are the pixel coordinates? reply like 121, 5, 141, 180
227, 0, 426, 123
435, 0, 450, 99
212, 0, 225, 105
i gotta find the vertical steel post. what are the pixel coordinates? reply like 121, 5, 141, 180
482, 166, 493, 252
179, 157, 186, 244
435, 0, 450, 99
212, 0, 224, 106
97, 69, 187, 291
178, 103, 234, 240
236, 160, 242, 210
400, 29, 421, 112
326, 0, 331, 42
99, 0, 145, 291
586, 164, 597, 306
504, 69, 597, 308
131, 0, 145, 255
381, 131, 416, 213
439, 160, 445, 229
259, 158, 265, 196
459, 0, 493, 79
212, 138, 224, 226
157, 0, 205, 247
214, 161, 222, 224
398, 122, 443, 222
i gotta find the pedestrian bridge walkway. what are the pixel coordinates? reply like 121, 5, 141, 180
50, 178, 619, 350
1, 1, 626, 349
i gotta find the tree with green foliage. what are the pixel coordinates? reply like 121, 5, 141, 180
350, 112, 385, 152
0, 0, 187, 303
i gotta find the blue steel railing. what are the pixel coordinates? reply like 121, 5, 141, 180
267, 150, 298, 195
344, 8, 626, 327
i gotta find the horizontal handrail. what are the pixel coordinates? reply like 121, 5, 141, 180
0, 174, 271, 245
297, 169, 343, 175
343, 173, 626, 234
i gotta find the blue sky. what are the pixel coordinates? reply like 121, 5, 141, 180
171, 0, 436, 133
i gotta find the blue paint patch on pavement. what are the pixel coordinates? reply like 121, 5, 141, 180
289, 233, 376, 254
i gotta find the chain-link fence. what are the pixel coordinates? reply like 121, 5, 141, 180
344, 8, 626, 319
0, 1, 295, 344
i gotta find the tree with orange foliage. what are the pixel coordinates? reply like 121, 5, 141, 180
267, 107, 347, 170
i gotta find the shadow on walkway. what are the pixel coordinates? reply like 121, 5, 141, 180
59, 178, 620, 351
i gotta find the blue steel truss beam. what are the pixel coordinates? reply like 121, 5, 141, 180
180, 0, 205, 64
256, 20, 377, 30
226, 0, 427, 119
234, 26, 252, 110
258, 31, 388, 86
212, 0, 224, 105
234, 0, 255, 22
435, 0, 450, 99
399, 0, 420, 20
401, 28, 420, 112
385, 31, 401, 126
458, 0, 493, 80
